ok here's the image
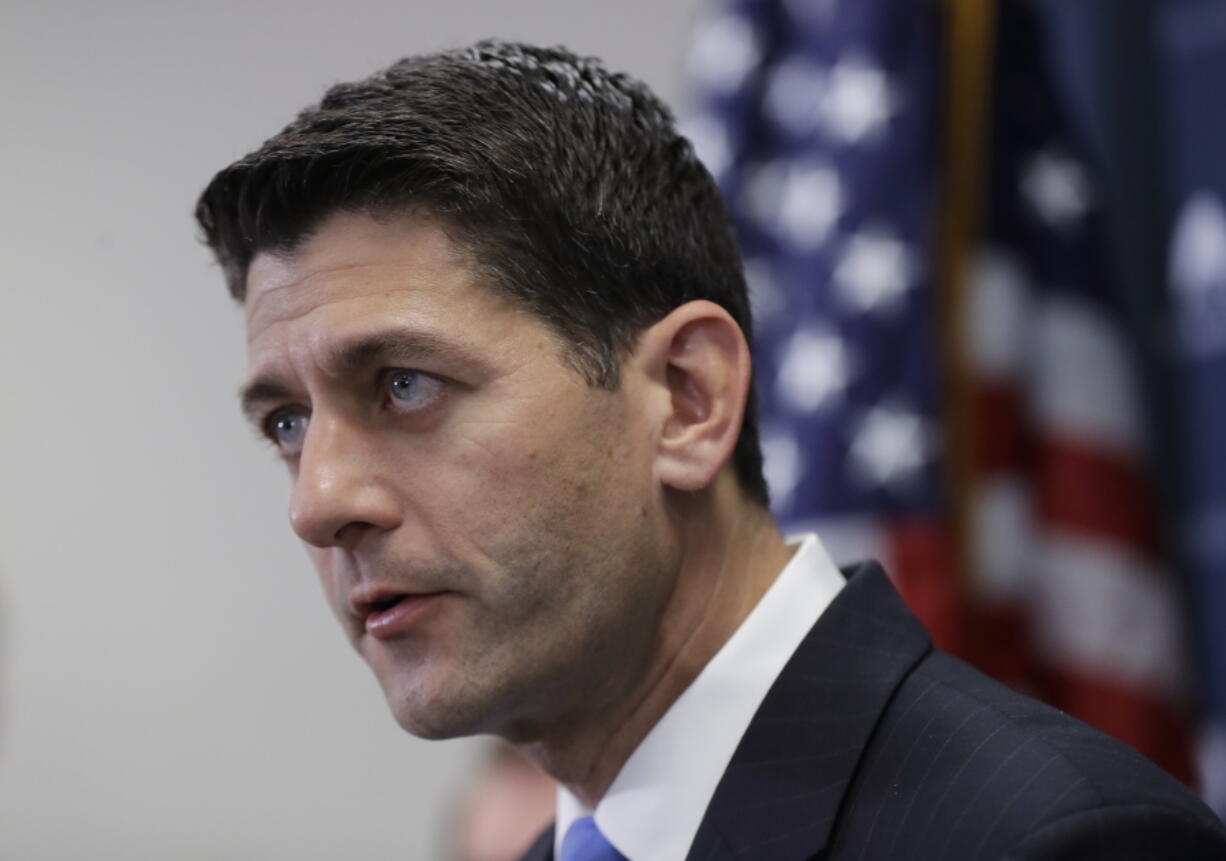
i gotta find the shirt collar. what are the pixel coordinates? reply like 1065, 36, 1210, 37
555, 533, 846, 860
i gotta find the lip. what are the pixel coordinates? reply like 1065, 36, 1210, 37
358, 591, 450, 639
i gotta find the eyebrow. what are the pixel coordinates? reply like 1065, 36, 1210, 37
239, 328, 484, 423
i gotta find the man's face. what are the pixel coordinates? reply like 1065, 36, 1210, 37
242, 211, 677, 740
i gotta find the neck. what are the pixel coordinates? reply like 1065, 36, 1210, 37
513, 473, 794, 808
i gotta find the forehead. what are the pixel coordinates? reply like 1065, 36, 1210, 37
240, 210, 573, 397
244, 210, 483, 340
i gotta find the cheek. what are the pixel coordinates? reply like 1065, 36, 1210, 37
307, 548, 349, 617
381, 388, 645, 589
432, 421, 581, 519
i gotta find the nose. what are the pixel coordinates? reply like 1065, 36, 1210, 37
288, 413, 402, 549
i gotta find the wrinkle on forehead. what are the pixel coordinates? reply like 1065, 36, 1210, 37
241, 210, 573, 394
244, 211, 478, 341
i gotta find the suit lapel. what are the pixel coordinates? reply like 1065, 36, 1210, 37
685, 561, 932, 861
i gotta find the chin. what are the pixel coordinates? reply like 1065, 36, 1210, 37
384, 681, 498, 741
394, 714, 465, 741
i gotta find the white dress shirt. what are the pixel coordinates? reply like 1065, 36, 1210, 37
554, 533, 847, 861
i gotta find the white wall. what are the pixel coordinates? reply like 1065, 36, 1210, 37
0, 2, 700, 857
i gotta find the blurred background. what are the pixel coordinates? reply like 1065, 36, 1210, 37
3, 0, 1225, 858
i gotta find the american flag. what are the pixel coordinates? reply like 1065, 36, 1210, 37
1162, 0, 1226, 817
684, 0, 1195, 783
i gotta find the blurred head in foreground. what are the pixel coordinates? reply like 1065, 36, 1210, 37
452, 744, 556, 861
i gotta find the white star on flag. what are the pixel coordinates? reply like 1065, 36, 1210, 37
832, 228, 914, 313
687, 14, 760, 94
761, 430, 803, 510
820, 54, 897, 144
1021, 148, 1093, 230
742, 256, 785, 323
765, 56, 826, 135
742, 159, 786, 232
1172, 191, 1226, 298
783, 0, 839, 26
778, 162, 844, 248
849, 404, 932, 488
1171, 191, 1226, 358
680, 114, 732, 179
745, 159, 844, 249
775, 328, 853, 412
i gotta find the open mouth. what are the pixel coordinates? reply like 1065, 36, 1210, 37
361, 591, 449, 638
368, 594, 408, 615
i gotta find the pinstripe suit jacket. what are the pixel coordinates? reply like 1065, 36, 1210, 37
519, 560, 1226, 860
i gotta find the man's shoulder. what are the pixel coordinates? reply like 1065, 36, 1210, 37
900, 649, 1200, 813
831, 644, 1226, 858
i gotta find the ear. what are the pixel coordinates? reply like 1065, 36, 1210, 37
633, 300, 752, 494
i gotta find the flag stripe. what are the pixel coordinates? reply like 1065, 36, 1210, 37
973, 383, 1029, 472
1029, 295, 1147, 453
1031, 533, 1183, 695
1044, 667, 1195, 784
1036, 439, 1164, 556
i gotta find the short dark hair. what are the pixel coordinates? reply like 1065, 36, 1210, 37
196, 39, 768, 506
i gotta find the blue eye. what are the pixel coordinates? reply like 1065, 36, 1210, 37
267, 409, 309, 453
388, 370, 440, 407
389, 370, 420, 402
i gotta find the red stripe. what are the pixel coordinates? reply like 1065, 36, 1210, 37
973, 381, 1163, 556
886, 521, 962, 653
1044, 667, 1197, 787
962, 604, 1041, 693
960, 609, 1196, 787
1035, 437, 1163, 557
973, 381, 1033, 473
920, 377, 1186, 786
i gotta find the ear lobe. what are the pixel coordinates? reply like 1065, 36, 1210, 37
644, 300, 752, 494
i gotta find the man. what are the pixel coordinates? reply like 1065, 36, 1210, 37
196, 41, 1226, 860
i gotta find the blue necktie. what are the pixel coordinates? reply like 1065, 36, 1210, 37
560, 816, 627, 861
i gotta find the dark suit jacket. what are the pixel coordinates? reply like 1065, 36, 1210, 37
520, 560, 1226, 860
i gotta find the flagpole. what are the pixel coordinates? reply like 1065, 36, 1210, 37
937, 0, 996, 598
